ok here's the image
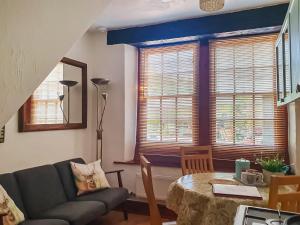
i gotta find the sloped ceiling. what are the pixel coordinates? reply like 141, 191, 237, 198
0, 0, 110, 128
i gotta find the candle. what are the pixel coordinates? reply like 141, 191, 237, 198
235, 159, 250, 180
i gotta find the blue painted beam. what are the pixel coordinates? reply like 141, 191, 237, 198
107, 3, 289, 46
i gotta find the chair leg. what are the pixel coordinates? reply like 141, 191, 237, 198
123, 209, 128, 220
120, 202, 128, 220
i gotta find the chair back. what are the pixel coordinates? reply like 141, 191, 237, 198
181, 145, 214, 175
269, 175, 300, 213
140, 155, 162, 225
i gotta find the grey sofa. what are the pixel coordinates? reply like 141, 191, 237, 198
0, 158, 129, 225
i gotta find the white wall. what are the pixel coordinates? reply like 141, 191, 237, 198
0, 32, 97, 173
124, 45, 138, 161
91, 32, 126, 166
288, 100, 300, 174
89, 32, 139, 190
0, 0, 109, 128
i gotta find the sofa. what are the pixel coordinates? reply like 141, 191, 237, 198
0, 158, 129, 225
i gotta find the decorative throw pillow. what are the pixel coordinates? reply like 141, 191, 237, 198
0, 185, 25, 225
70, 160, 110, 196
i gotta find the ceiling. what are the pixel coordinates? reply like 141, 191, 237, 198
91, 0, 289, 31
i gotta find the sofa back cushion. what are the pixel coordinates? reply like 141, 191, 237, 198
14, 165, 67, 218
0, 173, 27, 218
54, 158, 85, 200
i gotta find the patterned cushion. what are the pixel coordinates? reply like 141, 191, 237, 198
0, 173, 27, 219
70, 160, 110, 196
0, 185, 25, 225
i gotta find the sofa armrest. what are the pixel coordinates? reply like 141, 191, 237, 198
105, 169, 124, 188
0, 213, 7, 225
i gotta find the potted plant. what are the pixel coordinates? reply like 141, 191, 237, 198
255, 154, 287, 185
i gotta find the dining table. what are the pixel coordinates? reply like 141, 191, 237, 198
166, 172, 270, 225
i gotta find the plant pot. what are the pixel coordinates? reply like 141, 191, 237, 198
263, 169, 285, 185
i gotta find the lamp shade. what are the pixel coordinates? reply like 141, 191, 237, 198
199, 0, 224, 12
91, 78, 110, 86
59, 80, 78, 87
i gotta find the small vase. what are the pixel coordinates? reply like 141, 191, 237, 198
263, 169, 285, 185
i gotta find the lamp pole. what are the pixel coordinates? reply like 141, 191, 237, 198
91, 78, 110, 162
98, 93, 107, 161
67, 85, 70, 123
95, 85, 99, 160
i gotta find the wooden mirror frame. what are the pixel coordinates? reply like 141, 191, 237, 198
18, 57, 87, 132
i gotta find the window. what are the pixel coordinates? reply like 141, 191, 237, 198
134, 34, 288, 166
31, 63, 64, 124
210, 34, 288, 160
136, 43, 199, 154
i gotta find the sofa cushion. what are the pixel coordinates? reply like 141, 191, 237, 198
0, 184, 25, 224
0, 173, 27, 218
39, 201, 105, 225
54, 158, 85, 200
20, 219, 69, 225
76, 188, 129, 211
14, 165, 67, 219
70, 160, 110, 196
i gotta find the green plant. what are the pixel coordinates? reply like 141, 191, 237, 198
255, 154, 286, 173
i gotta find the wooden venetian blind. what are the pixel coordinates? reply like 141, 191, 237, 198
136, 43, 199, 155
31, 63, 64, 124
209, 34, 288, 161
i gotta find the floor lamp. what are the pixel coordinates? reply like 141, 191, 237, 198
91, 78, 110, 162
59, 80, 78, 124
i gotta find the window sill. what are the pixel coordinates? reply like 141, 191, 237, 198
114, 160, 137, 165
114, 154, 180, 168
114, 154, 257, 172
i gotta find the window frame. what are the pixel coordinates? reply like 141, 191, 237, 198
135, 43, 201, 156
18, 57, 87, 132
134, 34, 288, 170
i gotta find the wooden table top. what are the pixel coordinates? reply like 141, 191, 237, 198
174, 172, 270, 202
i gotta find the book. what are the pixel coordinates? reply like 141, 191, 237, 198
212, 184, 263, 200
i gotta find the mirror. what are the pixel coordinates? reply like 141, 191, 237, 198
18, 57, 87, 132
60, 63, 83, 124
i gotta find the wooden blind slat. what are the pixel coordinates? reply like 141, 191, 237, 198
209, 34, 288, 161
136, 43, 200, 155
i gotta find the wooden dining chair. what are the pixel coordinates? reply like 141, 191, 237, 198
269, 175, 300, 213
140, 154, 176, 225
180, 145, 214, 175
